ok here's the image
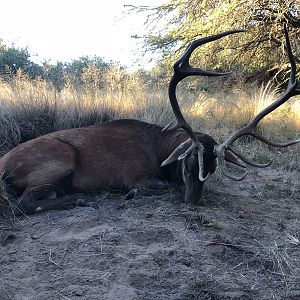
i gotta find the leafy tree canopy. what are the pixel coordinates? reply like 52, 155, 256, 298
0, 41, 43, 78
136, 0, 300, 82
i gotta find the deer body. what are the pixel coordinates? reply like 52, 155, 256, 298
0, 119, 218, 213
1, 27, 299, 215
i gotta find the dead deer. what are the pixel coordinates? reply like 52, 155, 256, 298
0, 26, 299, 215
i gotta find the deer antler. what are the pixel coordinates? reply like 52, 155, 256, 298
214, 25, 300, 180
163, 29, 244, 181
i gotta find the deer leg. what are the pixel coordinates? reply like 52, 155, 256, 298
15, 171, 75, 215
15, 187, 94, 215
14, 186, 51, 215
32, 193, 94, 213
125, 176, 169, 199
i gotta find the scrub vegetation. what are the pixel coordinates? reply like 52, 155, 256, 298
0, 1, 299, 299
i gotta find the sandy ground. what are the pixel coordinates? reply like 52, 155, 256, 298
0, 168, 299, 300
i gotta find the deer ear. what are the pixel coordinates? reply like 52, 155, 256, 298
161, 139, 192, 167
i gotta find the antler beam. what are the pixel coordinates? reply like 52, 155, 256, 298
214, 24, 300, 180
164, 29, 244, 181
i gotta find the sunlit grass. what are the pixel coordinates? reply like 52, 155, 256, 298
291, 99, 300, 128
0, 74, 299, 169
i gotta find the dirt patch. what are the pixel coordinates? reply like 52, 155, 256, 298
0, 168, 299, 300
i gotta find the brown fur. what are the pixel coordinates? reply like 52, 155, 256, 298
0, 119, 218, 213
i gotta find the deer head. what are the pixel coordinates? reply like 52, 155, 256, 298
162, 25, 300, 205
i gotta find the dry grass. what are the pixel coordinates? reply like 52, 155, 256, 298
1, 73, 298, 300
0, 175, 16, 219
0, 74, 299, 169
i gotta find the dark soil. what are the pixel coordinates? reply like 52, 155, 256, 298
0, 168, 299, 300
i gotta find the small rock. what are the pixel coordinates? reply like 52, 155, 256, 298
74, 288, 84, 296
76, 199, 87, 207
125, 189, 138, 200
89, 202, 99, 209
145, 212, 154, 219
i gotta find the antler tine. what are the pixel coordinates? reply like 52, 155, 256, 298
250, 25, 300, 127
218, 155, 248, 181
227, 146, 273, 168
174, 29, 245, 79
163, 29, 244, 182
164, 29, 244, 134
250, 132, 300, 147
214, 24, 300, 180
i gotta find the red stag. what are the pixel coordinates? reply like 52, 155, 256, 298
0, 26, 299, 214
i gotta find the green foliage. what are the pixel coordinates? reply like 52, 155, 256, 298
42, 57, 110, 90
139, 0, 300, 82
0, 42, 43, 78
1, 1, 300, 90
0, 39, 125, 91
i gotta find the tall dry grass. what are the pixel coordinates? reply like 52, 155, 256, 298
0, 72, 299, 170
